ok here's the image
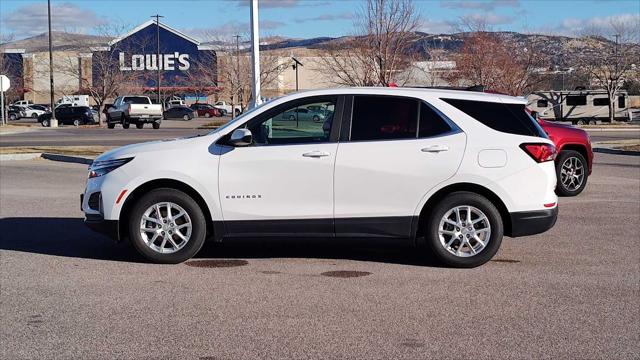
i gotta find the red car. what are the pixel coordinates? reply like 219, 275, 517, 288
189, 103, 221, 118
529, 110, 593, 196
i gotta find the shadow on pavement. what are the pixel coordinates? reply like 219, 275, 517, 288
0, 217, 437, 266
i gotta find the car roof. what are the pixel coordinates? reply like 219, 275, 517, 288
280, 87, 526, 104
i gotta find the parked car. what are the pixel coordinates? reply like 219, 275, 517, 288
529, 110, 593, 196
163, 106, 195, 121
23, 105, 48, 118
213, 100, 242, 117
107, 96, 163, 129
282, 106, 329, 122
82, 88, 558, 267
8, 105, 25, 120
38, 106, 95, 126
190, 103, 222, 117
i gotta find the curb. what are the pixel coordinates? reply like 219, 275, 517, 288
41, 153, 94, 165
593, 148, 640, 156
582, 127, 640, 132
0, 153, 43, 161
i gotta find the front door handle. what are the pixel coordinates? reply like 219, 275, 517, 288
303, 151, 330, 158
421, 145, 449, 153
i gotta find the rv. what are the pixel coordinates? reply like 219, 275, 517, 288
56, 95, 90, 108
527, 90, 630, 124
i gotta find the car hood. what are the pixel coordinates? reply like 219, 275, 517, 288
540, 120, 587, 135
94, 134, 218, 162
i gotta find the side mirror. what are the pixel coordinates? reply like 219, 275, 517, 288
229, 128, 252, 147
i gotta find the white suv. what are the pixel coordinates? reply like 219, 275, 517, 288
82, 88, 558, 267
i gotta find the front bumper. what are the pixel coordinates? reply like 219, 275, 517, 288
85, 213, 120, 241
507, 207, 558, 237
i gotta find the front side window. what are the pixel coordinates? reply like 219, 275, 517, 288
350, 96, 418, 141
247, 98, 336, 145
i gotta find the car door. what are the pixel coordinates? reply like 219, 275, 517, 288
55, 107, 70, 123
218, 96, 343, 237
333, 95, 466, 238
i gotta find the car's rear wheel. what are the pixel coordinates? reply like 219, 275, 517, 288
204, 112, 211, 118
9, 114, 17, 121
556, 150, 588, 196
128, 188, 207, 264
425, 191, 503, 268
183, 115, 190, 121
152, 121, 161, 129
136, 123, 144, 129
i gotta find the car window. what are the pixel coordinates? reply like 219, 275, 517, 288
419, 102, 452, 138
247, 99, 336, 145
442, 98, 546, 137
123, 97, 150, 104
566, 95, 586, 106
350, 96, 418, 141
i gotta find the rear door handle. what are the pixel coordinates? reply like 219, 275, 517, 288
303, 151, 330, 158
421, 145, 449, 153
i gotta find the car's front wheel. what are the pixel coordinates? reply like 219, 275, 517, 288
556, 150, 588, 196
425, 191, 503, 268
128, 188, 207, 264
41, 118, 49, 127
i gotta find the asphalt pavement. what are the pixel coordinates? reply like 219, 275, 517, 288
1, 153, 639, 359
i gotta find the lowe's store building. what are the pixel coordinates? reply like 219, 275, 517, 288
0, 20, 218, 105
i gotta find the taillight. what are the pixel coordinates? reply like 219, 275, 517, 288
520, 143, 556, 162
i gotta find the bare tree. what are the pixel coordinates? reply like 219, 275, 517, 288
316, 0, 420, 87
576, 18, 640, 122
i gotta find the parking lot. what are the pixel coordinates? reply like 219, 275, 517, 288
0, 152, 638, 359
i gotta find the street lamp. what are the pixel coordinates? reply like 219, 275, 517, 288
292, 57, 303, 92
47, 0, 57, 127
151, 14, 164, 106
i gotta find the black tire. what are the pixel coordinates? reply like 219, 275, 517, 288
122, 122, 130, 129
41, 119, 49, 127
152, 121, 161, 129
128, 188, 207, 264
555, 150, 588, 197
220, 109, 227, 116
183, 114, 190, 121
136, 123, 144, 129
107, 122, 115, 129
31, 113, 38, 118
204, 112, 211, 118
425, 191, 503, 268
9, 114, 17, 121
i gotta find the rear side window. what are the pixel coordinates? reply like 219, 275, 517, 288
419, 102, 452, 138
350, 96, 418, 141
442, 98, 546, 137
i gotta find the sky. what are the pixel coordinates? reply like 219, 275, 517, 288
1, 0, 639, 42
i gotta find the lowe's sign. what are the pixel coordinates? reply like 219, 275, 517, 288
93, 20, 216, 88
119, 52, 191, 71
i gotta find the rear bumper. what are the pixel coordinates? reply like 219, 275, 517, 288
507, 207, 558, 237
128, 116, 162, 123
85, 213, 119, 241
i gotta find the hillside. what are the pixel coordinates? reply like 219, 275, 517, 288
0, 31, 110, 52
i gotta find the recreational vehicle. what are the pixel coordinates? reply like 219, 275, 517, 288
527, 90, 630, 124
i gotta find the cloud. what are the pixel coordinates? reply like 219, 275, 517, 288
295, 12, 354, 23
186, 20, 286, 40
440, 0, 520, 11
419, 19, 456, 34
233, 0, 299, 8
460, 12, 515, 26
548, 13, 640, 37
1, 2, 106, 38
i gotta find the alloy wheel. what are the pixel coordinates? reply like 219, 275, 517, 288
438, 205, 491, 257
139, 202, 192, 254
560, 156, 585, 191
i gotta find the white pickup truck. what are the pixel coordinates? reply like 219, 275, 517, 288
213, 101, 242, 117
107, 96, 163, 129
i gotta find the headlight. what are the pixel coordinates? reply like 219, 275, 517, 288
88, 157, 133, 178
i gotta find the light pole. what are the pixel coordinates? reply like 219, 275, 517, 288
292, 57, 303, 92
250, 0, 261, 108
47, 0, 57, 127
233, 34, 241, 119
151, 14, 164, 106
